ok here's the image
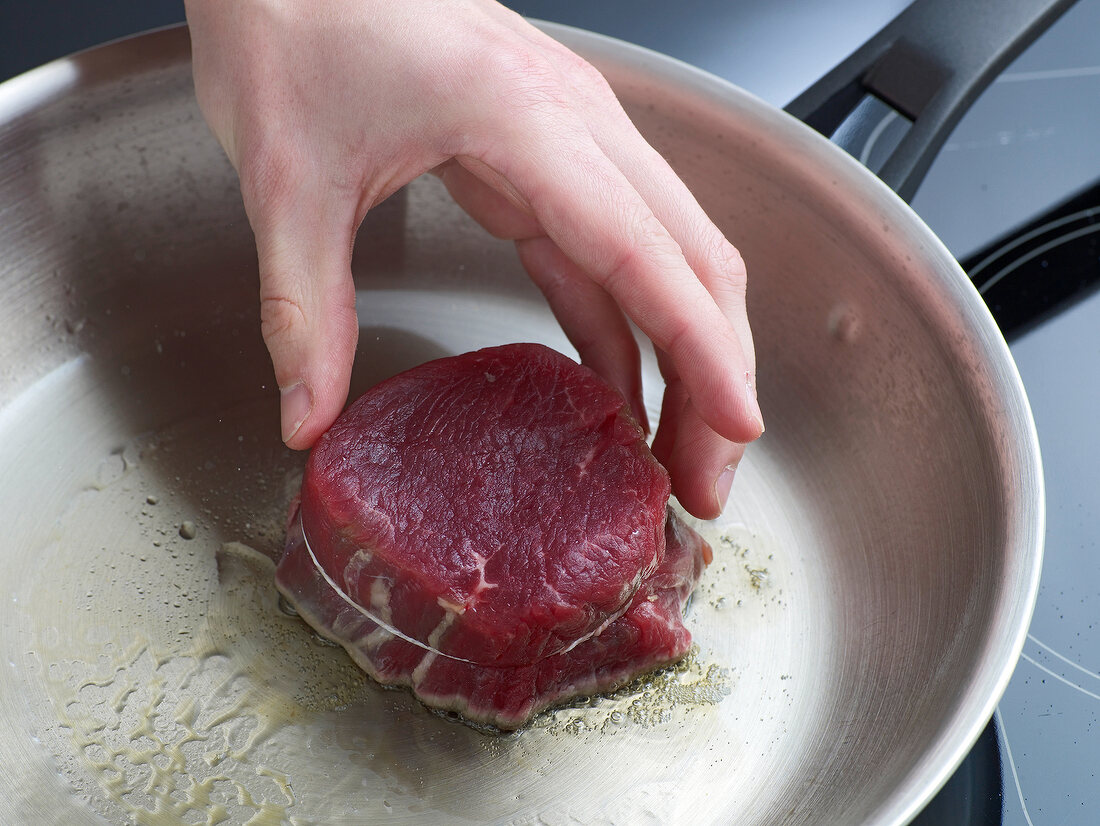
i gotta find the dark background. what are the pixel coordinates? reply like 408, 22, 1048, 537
0, 0, 185, 80
0, 0, 908, 107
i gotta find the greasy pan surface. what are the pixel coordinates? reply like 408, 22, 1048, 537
0, 24, 1042, 825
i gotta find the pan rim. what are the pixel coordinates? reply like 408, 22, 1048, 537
0, 21, 1046, 826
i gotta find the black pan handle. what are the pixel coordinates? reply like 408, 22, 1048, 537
784, 0, 1077, 202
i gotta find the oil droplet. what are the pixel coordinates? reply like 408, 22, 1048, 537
746, 566, 769, 589
178, 521, 197, 540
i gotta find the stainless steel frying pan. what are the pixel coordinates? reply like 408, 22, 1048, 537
0, 5, 1052, 825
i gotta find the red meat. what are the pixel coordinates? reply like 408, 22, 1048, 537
275, 343, 710, 728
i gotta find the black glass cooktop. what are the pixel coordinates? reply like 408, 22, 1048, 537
963, 179, 1100, 339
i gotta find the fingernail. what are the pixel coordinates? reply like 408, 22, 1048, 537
745, 371, 765, 436
280, 381, 313, 443
714, 463, 738, 511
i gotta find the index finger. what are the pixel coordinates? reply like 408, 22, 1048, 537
466, 107, 763, 445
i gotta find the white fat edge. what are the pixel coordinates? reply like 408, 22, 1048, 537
411, 651, 438, 686
363, 627, 395, 650
619, 567, 645, 604
427, 607, 459, 649
469, 551, 498, 599
343, 547, 374, 580
410, 608, 461, 686
369, 577, 393, 622
328, 576, 395, 649
559, 607, 624, 655
437, 596, 466, 615
298, 513, 476, 663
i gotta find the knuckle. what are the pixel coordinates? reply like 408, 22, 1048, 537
486, 42, 553, 86
602, 240, 640, 296
259, 292, 308, 347
565, 54, 616, 100
478, 43, 566, 114
707, 234, 748, 290
533, 257, 573, 301
602, 211, 677, 292
662, 311, 700, 364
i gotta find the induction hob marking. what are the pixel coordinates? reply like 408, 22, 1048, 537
1028, 633, 1100, 685
999, 711, 1037, 826
1019, 652, 1100, 702
976, 222, 1100, 294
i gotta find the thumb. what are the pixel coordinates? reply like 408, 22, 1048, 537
251, 195, 359, 450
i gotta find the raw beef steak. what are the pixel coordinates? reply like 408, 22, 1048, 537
275, 343, 711, 728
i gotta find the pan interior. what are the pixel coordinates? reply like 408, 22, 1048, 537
0, 27, 1037, 825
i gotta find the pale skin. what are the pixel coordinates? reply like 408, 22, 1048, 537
184, 0, 764, 520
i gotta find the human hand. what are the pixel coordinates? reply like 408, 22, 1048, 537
184, 0, 763, 519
